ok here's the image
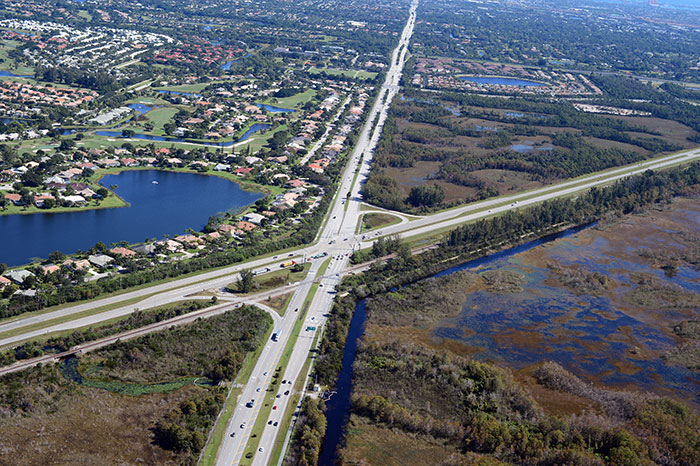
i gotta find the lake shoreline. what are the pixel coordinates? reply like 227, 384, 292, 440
0, 167, 269, 218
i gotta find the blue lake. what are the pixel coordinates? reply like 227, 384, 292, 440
511, 142, 553, 153
0, 170, 261, 266
460, 76, 545, 87
96, 123, 271, 146
0, 70, 32, 78
256, 103, 295, 113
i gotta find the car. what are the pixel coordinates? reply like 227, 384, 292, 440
273, 422, 278, 427
276, 394, 281, 398
263, 371, 268, 376
240, 423, 246, 428
273, 405, 277, 410
288, 253, 293, 257
282, 379, 286, 384
230, 432, 236, 437
332, 216, 336, 219
256, 387, 261, 392
284, 390, 290, 395
268, 420, 272, 425
319, 283, 323, 287
273, 256, 278, 259
294, 307, 299, 312
259, 447, 264, 452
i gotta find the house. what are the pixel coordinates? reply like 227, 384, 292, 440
64, 259, 90, 270
120, 158, 139, 167
242, 212, 265, 225
288, 179, 306, 188
166, 158, 183, 166
237, 221, 257, 231
60, 195, 87, 205
308, 163, 324, 173
0, 276, 11, 288
40, 264, 61, 275
34, 194, 55, 207
88, 254, 114, 268
157, 239, 183, 253
174, 234, 203, 246
217, 224, 239, 237
245, 156, 262, 165
214, 163, 231, 172
4, 269, 34, 284
109, 247, 137, 257
207, 231, 222, 240
233, 167, 253, 176
133, 244, 156, 255
4, 193, 22, 205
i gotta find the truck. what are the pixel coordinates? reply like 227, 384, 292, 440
280, 260, 296, 268
271, 329, 282, 341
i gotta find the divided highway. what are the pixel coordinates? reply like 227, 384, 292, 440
215, 2, 419, 464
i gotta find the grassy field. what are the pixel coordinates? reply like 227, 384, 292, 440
308, 67, 377, 81
0, 42, 33, 75
264, 292, 295, 316
361, 213, 402, 232
145, 107, 178, 134
262, 89, 316, 108
228, 262, 312, 296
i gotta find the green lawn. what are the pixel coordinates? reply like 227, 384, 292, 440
308, 67, 377, 81
262, 89, 316, 108
144, 107, 178, 134
0, 42, 33, 75
227, 262, 311, 296
360, 213, 402, 232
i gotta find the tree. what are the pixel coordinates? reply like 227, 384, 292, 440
407, 184, 445, 208
237, 269, 255, 293
20, 170, 42, 188
58, 138, 75, 151
48, 250, 65, 263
